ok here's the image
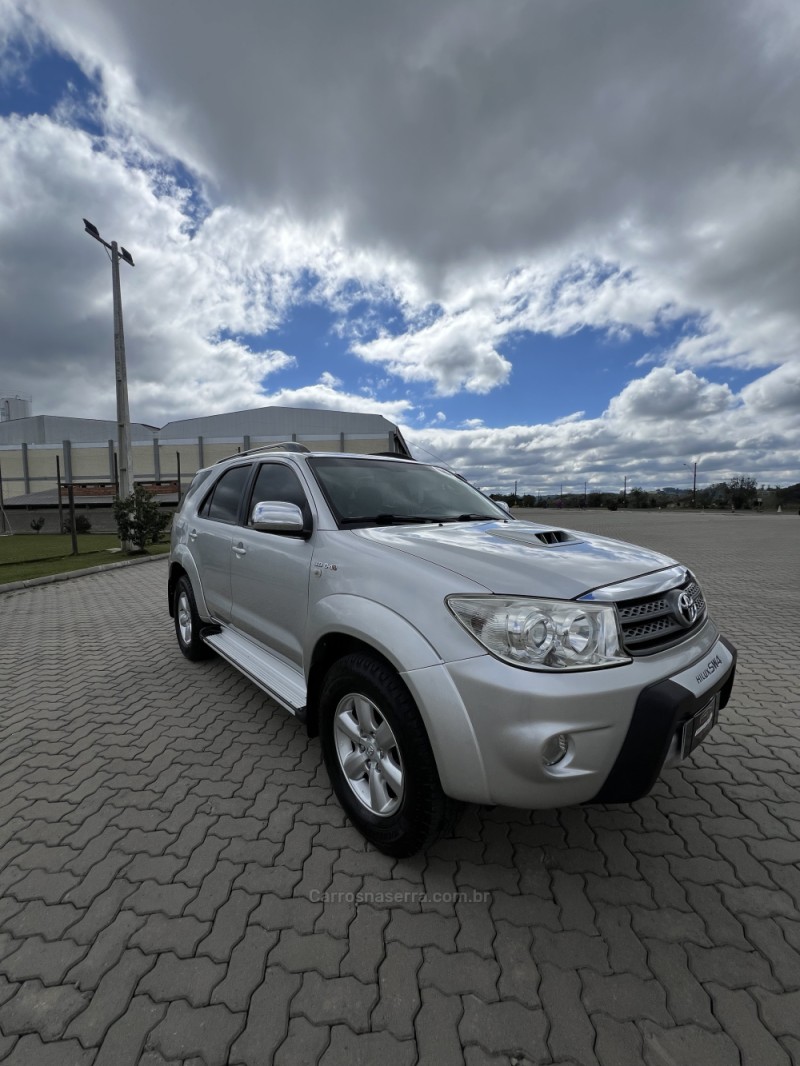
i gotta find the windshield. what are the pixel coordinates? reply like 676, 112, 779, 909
308, 456, 508, 526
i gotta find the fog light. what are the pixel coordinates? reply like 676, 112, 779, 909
542, 733, 569, 767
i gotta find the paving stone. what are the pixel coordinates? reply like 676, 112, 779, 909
592, 1014, 644, 1066
197, 889, 258, 962
2, 900, 82, 941
531, 927, 610, 973
150, 999, 244, 1066
273, 1016, 330, 1065
250, 892, 322, 934
742, 916, 800, 991
292, 970, 377, 1031
212, 926, 277, 1012
584, 873, 654, 909
66, 948, 155, 1047
455, 897, 497, 958
419, 945, 499, 1000
137, 951, 226, 1006
0, 1034, 95, 1065
2, 936, 86, 984
539, 963, 598, 1066
629, 904, 710, 946
385, 909, 458, 951
683, 882, 750, 949
459, 995, 548, 1060
268, 929, 347, 976
129, 912, 211, 958
491, 890, 560, 931
312, 872, 361, 938
551, 870, 596, 935
720, 883, 797, 920
219, 838, 282, 866
752, 988, 800, 1040
174, 836, 227, 886
582, 971, 671, 1025
641, 1021, 741, 1066
184, 860, 241, 921
415, 987, 463, 1066
320, 1025, 416, 1066
65, 879, 136, 946
6, 869, 80, 905
124, 853, 187, 884
708, 985, 791, 1066
372, 942, 422, 1039
597, 906, 651, 978
126, 879, 197, 917
644, 939, 717, 1028
0, 980, 90, 1040
340, 904, 389, 983
685, 942, 781, 991
493, 920, 541, 1008
228, 968, 301, 1064
66, 910, 144, 990
234, 863, 301, 896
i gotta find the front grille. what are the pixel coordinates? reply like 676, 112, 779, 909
617, 578, 706, 654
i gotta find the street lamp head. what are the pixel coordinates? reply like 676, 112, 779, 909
119, 246, 135, 267
83, 218, 101, 240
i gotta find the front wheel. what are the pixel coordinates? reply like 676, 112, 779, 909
174, 574, 211, 661
319, 652, 461, 856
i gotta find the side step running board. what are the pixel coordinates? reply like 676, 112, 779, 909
202, 627, 307, 716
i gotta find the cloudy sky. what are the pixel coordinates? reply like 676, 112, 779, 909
1, 0, 798, 494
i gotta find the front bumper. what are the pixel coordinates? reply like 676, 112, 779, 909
590, 635, 737, 803
402, 621, 736, 809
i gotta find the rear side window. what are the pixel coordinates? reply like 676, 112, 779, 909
200, 464, 252, 523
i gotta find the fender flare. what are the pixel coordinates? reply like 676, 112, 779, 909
307, 595, 488, 800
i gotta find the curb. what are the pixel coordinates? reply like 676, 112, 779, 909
0, 552, 169, 595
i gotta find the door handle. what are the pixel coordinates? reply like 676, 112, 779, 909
232, 543, 247, 557
188, 529, 198, 541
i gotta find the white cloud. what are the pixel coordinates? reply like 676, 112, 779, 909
0, 0, 798, 490
607, 367, 734, 421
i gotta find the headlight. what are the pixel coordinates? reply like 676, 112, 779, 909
446, 596, 630, 671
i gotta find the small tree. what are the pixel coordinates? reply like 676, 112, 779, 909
30, 517, 45, 533
62, 515, 92, 534
113, 484, 170, 551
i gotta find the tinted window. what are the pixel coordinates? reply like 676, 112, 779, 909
308, 456, 505, 525
202, 464, 252, 523
248, 463, 310, 524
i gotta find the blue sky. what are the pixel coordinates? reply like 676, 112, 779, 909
0, 1, 797, 493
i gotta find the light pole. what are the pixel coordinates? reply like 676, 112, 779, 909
683, 461, 698, 508
83, 219, 135, 546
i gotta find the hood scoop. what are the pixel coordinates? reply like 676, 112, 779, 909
493, 526, 582, 548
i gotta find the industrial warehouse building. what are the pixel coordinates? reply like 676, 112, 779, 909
0, 405, 410, 506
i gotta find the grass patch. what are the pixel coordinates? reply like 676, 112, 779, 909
0, 534, 169, 585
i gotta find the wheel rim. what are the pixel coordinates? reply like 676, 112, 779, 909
333, 692, 404, 817
177, 590, 192, 646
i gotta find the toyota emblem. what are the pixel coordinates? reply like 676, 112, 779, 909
676, 590, 698, 626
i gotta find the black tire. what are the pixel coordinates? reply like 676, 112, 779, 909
174, 574, 212, 661
319, 652, 461, 856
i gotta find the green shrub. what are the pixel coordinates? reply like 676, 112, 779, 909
112, 485, 170, 551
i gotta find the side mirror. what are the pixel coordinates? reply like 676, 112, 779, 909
250, 500, 306, 534
496, 500, 512, 515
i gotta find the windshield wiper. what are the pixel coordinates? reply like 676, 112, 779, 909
454, 513, 503, 522
340, 514, 439, 526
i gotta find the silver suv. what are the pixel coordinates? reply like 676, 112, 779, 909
169, 445, 736, 855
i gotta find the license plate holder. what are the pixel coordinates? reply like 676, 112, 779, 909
681, 693, 720, 757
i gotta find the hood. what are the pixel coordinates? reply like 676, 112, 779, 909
353, 519, 675, 599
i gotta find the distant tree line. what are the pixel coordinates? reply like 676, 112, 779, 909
491, 477, 800, 512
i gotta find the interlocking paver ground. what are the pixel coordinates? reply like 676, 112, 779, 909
0, 511, 798, 1064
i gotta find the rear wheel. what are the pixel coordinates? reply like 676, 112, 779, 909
320, 652, 461, 856
174, 574, 211, 661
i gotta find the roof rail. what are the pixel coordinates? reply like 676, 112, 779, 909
216, 441, 311, 464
